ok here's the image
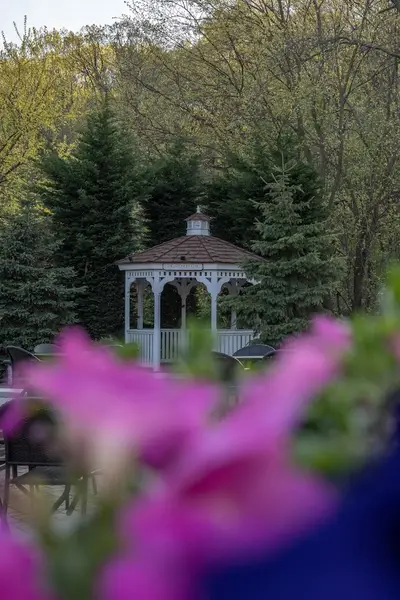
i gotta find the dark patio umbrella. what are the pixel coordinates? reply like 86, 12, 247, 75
233, 344, 275, 359
263, 348, 297, 359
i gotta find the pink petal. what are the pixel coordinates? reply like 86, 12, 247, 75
99, 554, 192, 600
309, 315, 352, 350
0, 534, 53, 599
22, 328, 218, 474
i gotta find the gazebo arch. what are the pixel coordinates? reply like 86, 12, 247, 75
117, 208, 260, 369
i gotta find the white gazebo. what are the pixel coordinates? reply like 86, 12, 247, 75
117, 208, 261, 369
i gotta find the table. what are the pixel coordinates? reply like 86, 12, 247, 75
0, 389, 25, 406
2, 352, 62, 387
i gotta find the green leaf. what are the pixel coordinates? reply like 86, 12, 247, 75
44, 501, 119, 600
174, 319, 218, 380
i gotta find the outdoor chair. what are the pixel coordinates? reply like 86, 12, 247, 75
211, 352, 245, 416
6, 346, 40, 388
0, 402, 97, 517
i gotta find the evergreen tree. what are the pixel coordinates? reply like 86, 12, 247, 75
0, 203, 80, 351
206, 139, 272, 248
39, 98, 145, 339
234, 153, 339, 346
143, 139, 203, 245
143, 139, 203, 326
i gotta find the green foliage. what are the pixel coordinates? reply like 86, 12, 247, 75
142, 138, 203, 326
174, 319, 218, 381
143, 139, 203, 245
43, 501, 119, 600
206, 139, 272, 247
38, 97, 145, 339
174, 320, 245, 392
293, 268, 400, 477
235, 152, 339, 346
295, 312, 400, 477
0, 202, 80, 351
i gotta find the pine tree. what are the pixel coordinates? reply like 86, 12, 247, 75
206, 138, 272, 248
142, 139, 203, 326
0, 203, 80, 351
38, 98, 145, 339
143, 139, 203, 245
234, 153, 339, 346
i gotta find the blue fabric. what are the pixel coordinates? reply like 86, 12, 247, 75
205, 448, 400, 600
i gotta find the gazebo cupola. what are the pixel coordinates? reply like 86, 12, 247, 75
185, 206, 211, 236
117, 209, 262, 369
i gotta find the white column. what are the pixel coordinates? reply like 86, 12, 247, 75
230, 280, 238, 330
210, 291, 218, 333
211, 271, 222, 336
150, 274, 175, 371
174, 278, 196, 352
137, 280, 144, 329
153, 291, 161, 370
124, 275, 132, 344
181, 294, 187, 330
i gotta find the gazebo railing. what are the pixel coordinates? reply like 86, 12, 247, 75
160, 329, 184, 362
127, 330, 154, 365
127, 329, 254, 365
216, 330, 253, 356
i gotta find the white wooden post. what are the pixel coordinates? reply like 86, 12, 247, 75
153, 291, 161, 370
211, 292, 218, 333
181, 294, 187, 330
124, 275, 132, 344
137, 280, 144, 329
210, 273, 218, 342
230, 280, 238, 330
151, 274, 176, 371
172, 278, 197, 352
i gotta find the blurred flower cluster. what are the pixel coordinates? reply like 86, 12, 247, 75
3, 268, 400, 599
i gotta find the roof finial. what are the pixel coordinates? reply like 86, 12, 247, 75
196, 205, 201, 213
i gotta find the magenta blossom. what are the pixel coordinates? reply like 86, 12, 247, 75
0, 533, 53, 600
101, 450, 336, 600
309, 315, 352, 350
99, 554, 193, 600
99, 317, 349, 600
23, 328, 218, 477
219, 315, 352, 453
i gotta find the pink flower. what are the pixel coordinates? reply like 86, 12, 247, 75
99, 554, 192, 600
121, 433, 336, 568
0, 399, 26, 435
309, 315, 352, 351
101, 446, 336, 600
229, 315, 352, 446
23, 328, 218, 476
99, 316, 348, 599
101, 428, 336, 600
0, 534, 53, 599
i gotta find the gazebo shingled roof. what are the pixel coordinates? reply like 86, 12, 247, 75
117, 235, 262, 265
